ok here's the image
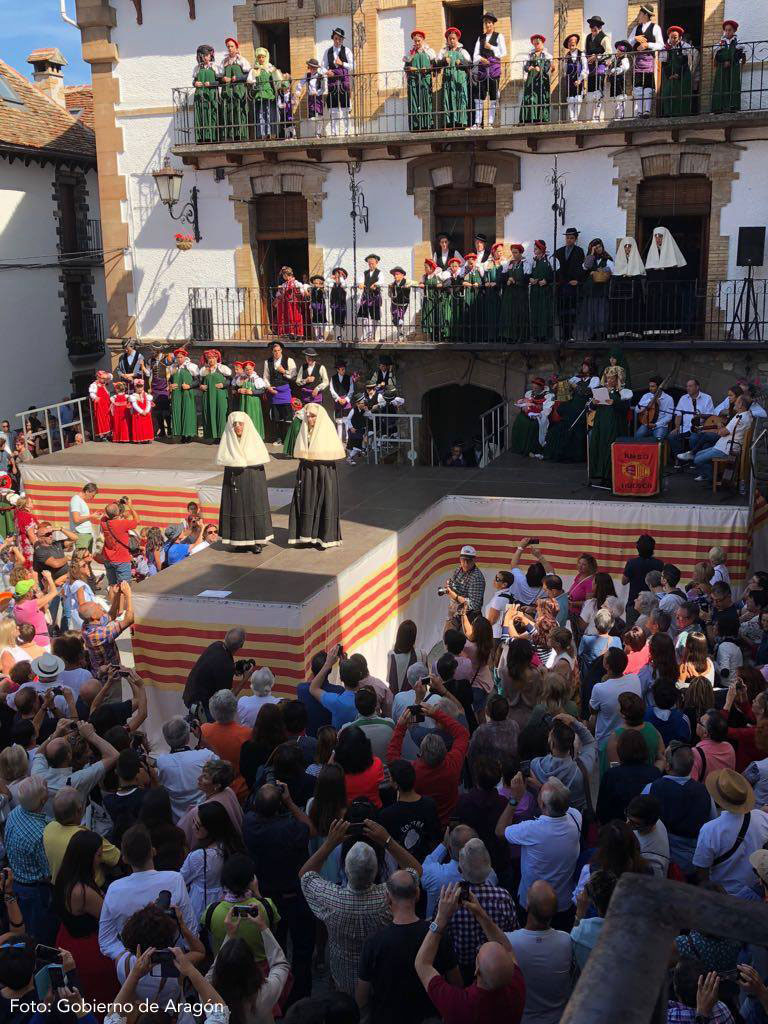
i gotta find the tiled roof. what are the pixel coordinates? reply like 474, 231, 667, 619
27, 48, 68, 67
65, 85, 94, 132
0, 59, 95, 164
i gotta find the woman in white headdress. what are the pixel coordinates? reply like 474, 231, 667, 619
644, 225, 688, 336
609, 236, 646, 339
288, 403, 345, 549
216, 411, 273, 554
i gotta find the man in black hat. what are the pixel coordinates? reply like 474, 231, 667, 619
554, 228, 585, 342
472, 12, 507, 128
471, 232, 489, 273
344, 391, 374, 463
434, 233, 462, 272
358, 254, 382, 341
585, 15, 610, 120
296, 56, 327, 137
323, 27, 354, 135
148, 344, 172, 438
330, 266, 348, 342
296, 348, 329, 406
631, 4, 664, 116
388, 266, 412, 340
329, 356, 354, 440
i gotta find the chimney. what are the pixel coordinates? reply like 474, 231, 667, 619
26, 48, 68, 108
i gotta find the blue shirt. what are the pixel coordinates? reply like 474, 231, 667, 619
165, 542, 190, 566
320, 689, 358, 729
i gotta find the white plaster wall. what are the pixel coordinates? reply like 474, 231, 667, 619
585, 0, 630, 44
0, 162, 75, 416
719, 141, 768, 280
509, 0, 554, 68
316, 161, 420, 277
315, 17, 353, 62
726, 0, 768, 43
378, 8, 415, 73
505, 152, 625, 255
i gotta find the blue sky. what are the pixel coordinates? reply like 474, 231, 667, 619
3, 0, 90, 85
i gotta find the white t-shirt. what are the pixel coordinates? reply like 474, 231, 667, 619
236, 693, 281, 728
154, 748, 212, 821
69, 493, 92, 535
99, 868, 195, 959
693, 808, 768, 895
486, 591, 511, 639
189, 540, 210, 555
504, 810, 582, 911
589, 673, 643, 745
510, 567, 544, 606
506, 927, 573, 1024
634, 821, 669, 878
58, 666, 93, 697
714, 412, 752, 454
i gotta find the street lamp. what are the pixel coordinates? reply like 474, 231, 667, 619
151, 159, 202, 242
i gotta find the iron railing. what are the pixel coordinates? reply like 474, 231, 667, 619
187, 278, 768, 346
66, 311, 106, 360
370, 411, 421, 465
60, 218, 103, 258
16, 397, 92, 455
479, 400, 510, 466
172, 41, 768, 146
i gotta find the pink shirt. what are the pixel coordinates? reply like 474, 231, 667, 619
13, 600, 50, 648
462, 640, 493, 693
691, 739, 736, 781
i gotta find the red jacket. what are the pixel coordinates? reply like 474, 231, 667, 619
387, 708, 469, 825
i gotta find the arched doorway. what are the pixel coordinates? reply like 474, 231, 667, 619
637, 175, 711, 283
423, 382, 502, 466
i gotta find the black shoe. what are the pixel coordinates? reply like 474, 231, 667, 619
253, 545, 262, 554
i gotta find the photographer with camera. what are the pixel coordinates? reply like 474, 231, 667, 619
81, 583, 134, 684
441, 546, 486, 631
508, 537, 554, 607
183, 627, 257, 720
98, 499, 138, 597
77, 666, 147, 737
32, 717, 119, 817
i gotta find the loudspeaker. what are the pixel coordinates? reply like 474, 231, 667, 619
737, 226, 766, 267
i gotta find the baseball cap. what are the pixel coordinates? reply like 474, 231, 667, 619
460, 545, 477, 558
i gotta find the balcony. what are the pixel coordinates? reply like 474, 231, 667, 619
59, 218, 103, 263
66, 311, 106, 363
186, 278, 768, 350
172, 41, 768, 155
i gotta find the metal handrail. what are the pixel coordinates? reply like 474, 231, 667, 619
479, 400, 510, 467
370, 412, 421, 465
16, 397, 92, 455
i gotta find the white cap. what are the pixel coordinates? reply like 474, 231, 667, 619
460, 545, 477, 558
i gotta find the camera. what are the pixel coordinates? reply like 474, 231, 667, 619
437, 587, 449, 597
150, 949, 179, 978
235, 658, 256, 676
51, 687, 64, 697
233, 905, 261, 919
183, 710, 200, 730
35, 945, 62, 965
346, 822, 366, 839
520, 759, 532, 778
118, 495, 129, 505
528, 537, 540, 545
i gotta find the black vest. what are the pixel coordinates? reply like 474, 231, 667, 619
632, 22, 658, 45
332, 373, 352, 393
363, 268, 380, 291
585, 31, 607, 57
479, 31, 499, 56
650, 776, 712, 839
325, 45, 349, 69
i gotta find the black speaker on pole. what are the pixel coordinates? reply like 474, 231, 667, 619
737, 226, 766, 267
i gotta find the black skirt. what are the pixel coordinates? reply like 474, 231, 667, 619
219, 465, 274, 546
288, 460, 342, 548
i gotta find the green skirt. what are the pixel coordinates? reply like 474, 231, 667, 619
510, 412, 542, 457
240, 395, 265, 438
283, 415, 302, 457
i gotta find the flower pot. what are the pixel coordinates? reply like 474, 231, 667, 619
176, 239, 194, 251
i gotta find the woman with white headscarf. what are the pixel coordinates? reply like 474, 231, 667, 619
288, 402, 345, 548
609, 236, 646, 339
217, 411, 273, 553
644, 225, 689, 336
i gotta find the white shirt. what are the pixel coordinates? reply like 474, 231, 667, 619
693, 808, 768, 894
714, 412, 752, 454
154, 748, 211, 821
674, 391, 714, 434
99, 868, 196, 960
634, 821, 670, 877
710, 564, 731, 586
58, 666, 93, 697
236, 693, 281, 728
589, 673, 643, 744
31, 751, 106, 818
506, 927, 573, 1024
486, 590, 511, 639
510, 567, 543, 605
180, 844, 225, 923
505, 811, 582, 911
637, 391, 674, 429
69, 494, 92, 535
472, 33, 507, 62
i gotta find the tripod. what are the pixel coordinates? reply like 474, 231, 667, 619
728, 265, 762, 341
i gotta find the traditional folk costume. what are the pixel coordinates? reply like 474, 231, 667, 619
555, 230, 585, 343
441, 258, 464, 341
264, 343, 297, 442
631, 9, 664, 117
329, 360, 354, 440
128, 381, 154, 443
405, 32, 435, 132
295, 59, 327, 137
499, 247, 530, 343
520, 37, 552, 124
235, 360, 266, 438
274, 270, 308, 338
481, 245, 505, 342
578, 240, 613, 341
588, 371, 633, 484
472, 15, 506, 128
296, 349, 329, 406
305, 276, 327, 341
283, 401, 304, 457
199, 349, 232, 441
117, 343, 145, 388
217, 412, 273, 552
358, 256, 382, 340
644, 226, 688, 336
343, 393, 374, 461
149, 351, 172, 438
712, 22, 745, 114
192, 45, 220, 144
169, 348, 199, 442
433, 236, 463, 273
110, 387, 131, 443
459, 254, 483, 343
89, 370, 112, 440
510, 377, 555, 458
545, 364, 599, 463
389, 268, 411, 339
220, 40, 251, 142
276, 78, 294, 140
609, 237, 646, 338
607, 41, 631, 119
563, 36, 588, 122
288, 403, 345, 549
0, 477, 16, 540
438, 31, 471, 130
660, 31, 692, 116
330, 268, 348, 341
421, 259, 443, 342
323, 29, 353, 137
250, 49, 282, 140
584, 17, 611, 121
529, 242, 554, 342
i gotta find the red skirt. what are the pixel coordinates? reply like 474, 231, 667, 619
92, 398, 111, 436
56, 923, 118, 1008
131, 412, 154, 442
111, 404, 131, 442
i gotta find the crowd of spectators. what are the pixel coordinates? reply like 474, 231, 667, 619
1, 515, 768, 1023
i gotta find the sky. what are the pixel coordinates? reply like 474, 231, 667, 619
3, 0, 90, 86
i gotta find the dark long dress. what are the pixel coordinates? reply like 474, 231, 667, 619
499, 262, 530, 342
219, 465, 274, 546
660, 45, 692, 116
193, 65, 219, 143
529, 257, 554, 341
609, 275, 645, 339
520, 53, 551, 124
406, 49, 434, 131
288, 460, 342, 548
588, 390, 628, 483
545, 380, 592, 463
712, 39, 744, 113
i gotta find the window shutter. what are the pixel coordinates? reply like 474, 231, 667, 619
638, 177, 712, 217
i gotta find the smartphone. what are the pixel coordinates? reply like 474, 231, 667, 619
47, 965, 65, 991
458, 881, 472, 904
347, 822, 365, 839
233, 904, 261, 919
410, 706, 425, 724
35, 945, 62, 965
150, 949, 179, 978
520, 759, 531, 778
420, 677, 431, 687
155, 889, 172, 910
528, 537, 540, 545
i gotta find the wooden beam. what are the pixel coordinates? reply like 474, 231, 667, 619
225, 153, 243, 165
623, 131, 633, 145
386, 144, 401, 158
263, 151, 279, 163
181, 154, 199, 168
526, 137, 538, 152
347, 147, 363, 161
305, 148, 322, 161
430, 141, 445, 153
575, 135, 585, 149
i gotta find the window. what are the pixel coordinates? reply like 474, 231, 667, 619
0, 78, 23, 106
253, 194, 308, 238
256, 22, 290, 72
434, 185, 495, 253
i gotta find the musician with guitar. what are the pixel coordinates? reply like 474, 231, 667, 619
676, 385, 738, 465
636, 375, 675, 440
668, 378, 715, 458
